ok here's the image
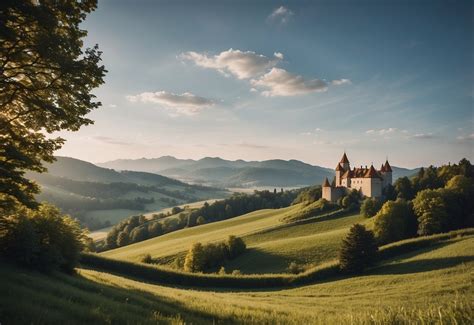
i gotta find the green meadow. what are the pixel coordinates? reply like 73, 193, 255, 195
1, 233, 472, 324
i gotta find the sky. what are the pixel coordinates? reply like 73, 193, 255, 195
54, 0, 474, 168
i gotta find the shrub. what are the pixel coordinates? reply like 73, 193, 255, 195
287, 261, 304, 274
141, 254, 153, 264
183, 243, 205, 272
116, 231, 129, 247
0, 203, 86, 273
373, 199, 417, 245
339, 224, 378, 274
226, 235, 246, 259
361, 197, 382, 218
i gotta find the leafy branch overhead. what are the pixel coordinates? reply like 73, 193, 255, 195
0, 0, 106, 211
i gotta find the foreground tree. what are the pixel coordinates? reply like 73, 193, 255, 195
0, 0, 106, 212
339, 224, 378, 274
0, 0, 105, 271
0, 203, 86, 272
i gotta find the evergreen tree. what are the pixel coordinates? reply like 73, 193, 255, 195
339, 224, 378, 274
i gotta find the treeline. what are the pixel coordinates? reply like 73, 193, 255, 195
363, 159, 473, 246
103, 189, 300, 250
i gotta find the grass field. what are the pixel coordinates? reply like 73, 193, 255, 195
1, 234, 472, 324
101, 204, 368, 274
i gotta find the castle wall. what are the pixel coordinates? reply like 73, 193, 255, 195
322, 186, 346, 202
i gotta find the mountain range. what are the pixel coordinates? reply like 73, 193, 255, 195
98, 156, 419, 188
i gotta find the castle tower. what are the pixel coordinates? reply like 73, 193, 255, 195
335, 152, 350, 186
383, 159, 393, 186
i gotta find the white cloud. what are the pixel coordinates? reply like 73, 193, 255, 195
411, 133, 435, 139
331, 79, 352, 86
179, 49, 282, 79
251, 68, 328, 97
457, 133, 474, 141
365, 128, 398, 135
126, 91, 214, 115
108, 104, 117, 108
268, 6, 294, 24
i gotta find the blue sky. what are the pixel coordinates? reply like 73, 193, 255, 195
55, 0, 473, 168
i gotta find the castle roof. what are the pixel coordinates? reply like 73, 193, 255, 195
340, 152, 349, 164
380, 164, 386, 172
340, 164, 383, 179
322, 177, 331, 187
335, 163, 344, 171
364, 165, 380, 178
384, 160, 392, 172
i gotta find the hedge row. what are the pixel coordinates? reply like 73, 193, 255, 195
80, 228, 474, 289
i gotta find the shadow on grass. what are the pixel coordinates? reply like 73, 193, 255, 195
371, 256, 473, 275
0, 262, 240, 324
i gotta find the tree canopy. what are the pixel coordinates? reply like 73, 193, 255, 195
1, 0, 106, 212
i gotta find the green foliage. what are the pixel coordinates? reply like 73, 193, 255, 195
0, 0, 106, 213
373, 199, 417, 244
183, 242, 205, 273
340, 189, 361, 210
291, 185, 322, 205
339, 224, 378, 274
183, 236, 247, 273
394, 176, 415, 200
360, 197, 382, 218
0, 203, 86, 272
284, 198, 339, 222
413, 188, 450, 235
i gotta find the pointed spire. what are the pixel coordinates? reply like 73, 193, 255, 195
340, 152, 349, 164
384, 159, 392, 172
322, 177, 331, 187
365, 164, 379, 178
380, 164, 385, 172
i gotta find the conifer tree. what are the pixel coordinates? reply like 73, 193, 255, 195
339, 224, 378, 273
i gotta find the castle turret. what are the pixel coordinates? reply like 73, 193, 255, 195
335, 152, 350, 186
383, 159, 393, 186
322, 177, 331, 187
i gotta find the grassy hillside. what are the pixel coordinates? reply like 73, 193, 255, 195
101, 202, 372, 274
2, 235, 472, 324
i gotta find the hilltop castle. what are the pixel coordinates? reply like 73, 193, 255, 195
322, 152, 392, 202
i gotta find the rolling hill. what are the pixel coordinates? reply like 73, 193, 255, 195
27, 157, 229, 230
2, 223, 472, 324
98, 156, 419, 188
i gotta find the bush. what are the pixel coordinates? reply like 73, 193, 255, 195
339, 224, 378, 274
0, 203, 86, 273
373, 199, 417, 245
361, 197, 382, 218
141, 254, 153, 264
183, 243, 205, 273
226, 235, 246, 259
183, 236, 247, 273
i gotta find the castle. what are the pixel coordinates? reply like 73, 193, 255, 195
322, 152, 392, 202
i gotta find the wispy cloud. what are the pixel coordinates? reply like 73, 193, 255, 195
126, 91, 214, 115
456, 133, 474, 141
365, 128, 399, 135
251, 68, 328, 97
268, 6, 294, 24
91, 136, 134, 146
179, 49, 282, 79
219, 141, 270, 149
331, 79, 352, 86
410, 133, 435, 139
